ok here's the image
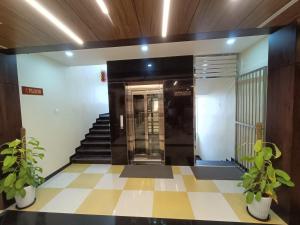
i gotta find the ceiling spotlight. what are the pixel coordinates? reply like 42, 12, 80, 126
25, 0, 84, 45
226, 38, 236, 45
147, 64, 152, 68
65, 51, 74, 57
96, 0, 109, 15
202, 63, 208, 67
173, 81, 178, 86
141, 45, 148, 52
162, 0, 171, 37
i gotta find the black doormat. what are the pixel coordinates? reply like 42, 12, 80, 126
191, 166, 244, 180
195, 160, 237, 167
120, 165, 173, 179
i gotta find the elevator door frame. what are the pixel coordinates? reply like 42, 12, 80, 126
125, 84, 165, 164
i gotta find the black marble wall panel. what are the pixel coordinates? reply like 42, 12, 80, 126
108, 56, 194, 165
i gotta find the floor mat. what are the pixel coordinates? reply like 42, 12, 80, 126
195, 160, 237, 167
120, 165, 173, 179
191, 166, 244, 180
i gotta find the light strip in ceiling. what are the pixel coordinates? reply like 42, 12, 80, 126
24, 0, 84, 45
96, 0, 109, 15
258, 0, 299, 28
162, 0, 171, 37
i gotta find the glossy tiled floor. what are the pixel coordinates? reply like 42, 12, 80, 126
11, 164, 286, 224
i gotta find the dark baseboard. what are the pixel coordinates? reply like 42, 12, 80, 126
44, 162, 72, 182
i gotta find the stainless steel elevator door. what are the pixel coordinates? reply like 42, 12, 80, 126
125, 84, 165, 164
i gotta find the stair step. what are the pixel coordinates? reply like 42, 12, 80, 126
76, 148, 111, 154
93, 124, 110, 128
85, 134, 110, 139
90, 129, 110, 134
96, 119, 110, 123
71, 155, 111, 164
82, 141, 110, 145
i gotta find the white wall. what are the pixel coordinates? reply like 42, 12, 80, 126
195, 78, 236, 161
17, 54, 108, 176
239, 37, 269, 74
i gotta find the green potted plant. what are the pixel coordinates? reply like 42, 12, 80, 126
0, 138, 45, 209
239, 139, 295, 221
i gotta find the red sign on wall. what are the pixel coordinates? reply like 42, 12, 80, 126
22, 86, 43, 96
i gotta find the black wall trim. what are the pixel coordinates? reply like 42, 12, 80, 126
2, 27, 275, 55
44, 162, 72, 182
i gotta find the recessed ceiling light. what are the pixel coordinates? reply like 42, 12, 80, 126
162, 0, 170, 37
25, 0, 84, 45
226, 38, 236, 45
96, 0, 109, 15
173, 81, 178, 86
65, 51, 74, 57
141, 45, 148, 52
147, 64, 152, 68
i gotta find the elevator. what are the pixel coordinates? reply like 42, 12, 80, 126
125, 84, 165, 164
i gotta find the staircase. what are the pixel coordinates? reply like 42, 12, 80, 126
70, 113, 111, 164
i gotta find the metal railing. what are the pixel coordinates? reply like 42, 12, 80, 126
235, 67, 268, 169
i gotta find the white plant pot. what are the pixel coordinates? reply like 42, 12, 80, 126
15, 186, 36, 209
247, 197, 272, 221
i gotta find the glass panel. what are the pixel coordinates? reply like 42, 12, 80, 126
147, 94, 160, 158
133, 95, 146, 155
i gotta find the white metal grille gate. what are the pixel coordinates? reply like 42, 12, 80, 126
235, 67, 268, 169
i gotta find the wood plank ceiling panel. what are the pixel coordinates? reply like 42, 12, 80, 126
65, 0, 141, 40
189, 0, 264, 33
266, 1, 300, 27
133, 0, 162, 37
238, 0, 291, 28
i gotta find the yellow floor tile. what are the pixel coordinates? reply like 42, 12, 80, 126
172, 166, 181, 175
108, 165, 124, 174
76, 190, 121, 215
68, 174, 102, 188
24, 188, 62, 211
183, 175, 219, 192
153, 191, 194, 220
63, 164, 90, 173
124, 178, 155, 191
223, 193, 286, 224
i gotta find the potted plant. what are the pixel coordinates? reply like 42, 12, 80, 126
239, 139, 295, 221
0, 138, 45, 209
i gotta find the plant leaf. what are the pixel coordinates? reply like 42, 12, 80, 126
254, 140, 263, 152
255, 151, 264, 170
263, 147, 273, 160
267, 165, 276, 182
277, 177, 295, 187
275, 169, 291, 181
4, 173, 16, 187
273, 144, 282, 159
3, 156, 17, 169
260, 180, 266, 192
246, 192, 254, 204
255, 192, 262, 201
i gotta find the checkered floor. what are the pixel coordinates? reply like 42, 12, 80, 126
11, 164, 285, 224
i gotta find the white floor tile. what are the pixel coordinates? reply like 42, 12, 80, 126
213, 180, 244, 193
114, 190, 153, 217
95, 174, 127, 190
40, 173, 80, 188
155, 175, 186, 192
84, 164, 111, 174
41, 188, 91, 213
188, 192, 240, 222
179, 166, 193, 175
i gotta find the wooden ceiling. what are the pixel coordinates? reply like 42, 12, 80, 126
0, 0, 299, 50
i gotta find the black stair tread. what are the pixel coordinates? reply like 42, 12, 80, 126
90, 128, 110, 131
72, 155, 111, 160
71, 156, 111, 164
77, 148, 111, 152
96, 119, 110, 122
86, 134, 110, 137
82, 141, 111, 145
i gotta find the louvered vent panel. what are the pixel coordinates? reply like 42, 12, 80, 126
194, 54, 238, 78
